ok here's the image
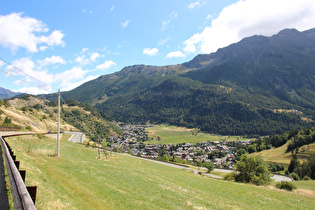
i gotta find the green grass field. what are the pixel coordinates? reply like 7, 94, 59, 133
5, 135, 315, 209
146, 125, 248, 145
256, 142, 315, 164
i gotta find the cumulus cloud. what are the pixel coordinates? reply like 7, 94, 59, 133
166, 51, 185, 58
96, 60, 117, 70
184, 0, 315, 54
0, 12, 65, 53
75, 52, 102, 66
121, 20, 131, 28
60, 75, 99, 91
38, 56, 66, 67
143, 48, 159, 56
5, 57, 54, 91
4, 56, 104, 94
90, 52, 101, 62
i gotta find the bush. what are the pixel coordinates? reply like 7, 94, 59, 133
275, 181, 297, 191
224, 172, 235, 181
290, 172, 300, 181
21, 106, 29, 112
25, 126, 32, 131
302, 175, 312, 180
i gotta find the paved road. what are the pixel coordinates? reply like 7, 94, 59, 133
66, 132, 84, 143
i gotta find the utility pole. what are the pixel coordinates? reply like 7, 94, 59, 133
57, 88, 60, 157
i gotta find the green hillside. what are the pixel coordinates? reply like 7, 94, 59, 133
46, 28, 315, 136
5, 135, 315, 209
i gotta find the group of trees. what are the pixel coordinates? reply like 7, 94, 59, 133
233, 127, 315, 157
287, 154, 315, 180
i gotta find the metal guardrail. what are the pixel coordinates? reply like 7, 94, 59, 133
0, 136, 36, 210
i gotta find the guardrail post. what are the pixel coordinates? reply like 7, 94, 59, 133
20, 170, 26, 182
27, 186, 37, 204
14, 160, 20, 169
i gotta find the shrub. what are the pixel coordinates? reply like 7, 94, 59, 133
21, 106, 29, 112
302, 175, 312, 180
224, 172, 235, 181
275, 181, 297, 191
290, 172, 300, 181
26, 126, 32, 131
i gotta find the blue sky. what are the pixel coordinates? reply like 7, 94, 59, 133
1, 0, 315, 94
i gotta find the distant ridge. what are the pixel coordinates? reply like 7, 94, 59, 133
0, 87, 21, 99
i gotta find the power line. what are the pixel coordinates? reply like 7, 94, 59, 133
1, 57, 108, 158
0, 57, 53, 92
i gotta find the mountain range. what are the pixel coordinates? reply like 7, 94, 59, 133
0, 87, 21, 99
46, 28, 315, 135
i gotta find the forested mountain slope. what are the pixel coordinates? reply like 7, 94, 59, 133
47, 28, 315, 135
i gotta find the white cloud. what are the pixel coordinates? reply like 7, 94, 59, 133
75, 55, 89, 66
60, 75, 99, 91
81, 47, 88, 53
184, 45, 196, 54
90, 52, 100, 62
158, 37, 171, 46
14, 86, 51, 95
38, 55, 66, 67
188, 1, 200, 9
166, 51, 185, 58
161, 11, 178, 31
110, 5, 115, 11
5, 57, 54, 90
75, 52, 101, 66
5, 57, 99, 94
205, 14, 212, 20
121, 20, 131, 28
161, 20, 170, 31
143, 48, 159, 56
96, 60, 117, 70
170, 11, 178, 19
0, 12, 65, 53
184, 0, 315, 54
54, 66, 87, 82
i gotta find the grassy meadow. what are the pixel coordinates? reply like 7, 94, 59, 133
145, 125, 248, 145
4, 134, 315, 209
256, 142, 315, 165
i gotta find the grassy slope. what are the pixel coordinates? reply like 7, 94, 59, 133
5, 135, 315, 209
0, 98, 76, 133
256, 142, 315, 164
146, 125, 248, 145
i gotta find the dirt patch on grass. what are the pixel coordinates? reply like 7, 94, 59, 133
162, 126, 193, 132
295, 189, 315, 198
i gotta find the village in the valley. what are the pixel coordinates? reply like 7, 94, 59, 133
107, 125, 253, 169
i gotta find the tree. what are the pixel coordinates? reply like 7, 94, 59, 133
233, 155, 271, 185
162, 154, 169, 162
288, 154, 299, 173
3, 117, 12, 125
204, 162, 214, 173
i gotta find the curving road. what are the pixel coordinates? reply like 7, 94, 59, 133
66, 132, 84, 143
